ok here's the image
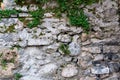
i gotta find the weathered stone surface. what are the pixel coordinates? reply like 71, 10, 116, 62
20, 76, 53, 80
1, 18, 18, 27
2, 0, 15, 10
18, 29, 29, 40
44, 13, 53, 18
38, 63, 58, 75
28, 33, 54, 46
58, 34, 71, 43
82, 47, 101, 53
91, 66, 109, 74
28, 38, 53, 46
0, 63, 15, 78
81, 33, 88, 42
108, 62, 120, 73
82, 40, 91, 46
21, 6, 28, 12
61, 64, 78, 77
28, 4, 38, 11
103, 46, 120, 53
0, 33, 19, 47
69, 27, 83, 34
19, 13, 30, 17
103, 73, 120, 80
79, 76, 96, 80
94, 54, 104, 61
15, 20, 24, 30
0, 0, 119, 79
104, 53, 120, 61
0, 48, 19, 78
69, 42, 81, 56
43, 43, 59, 53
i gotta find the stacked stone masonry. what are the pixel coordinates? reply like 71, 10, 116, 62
0, 0, 120, 80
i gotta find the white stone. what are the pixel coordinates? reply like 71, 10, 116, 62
21, 6, 28, 12
15, 20, 24, 30
91, 66, 109, 74
42, 22, 60, 35
28, 38, 53, 46
61, 64, 78, 77
43, 43, 59, 53
69, 42, 81, 56
94, 54, 104, 61
3, 0, 15, 9
18, 40, 27, 47
20, 76, 53, 80
20, 30, 55, 46
44, 13, 53, 18
19, 13, 30, 17
70, 27, 83, 34
3, 18, 18, 27
57, 24, 70, 32
38, 63, 58, 75
58, 34, 71, 43
19, 29, 29, 40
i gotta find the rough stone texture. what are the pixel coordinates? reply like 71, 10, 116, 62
0, 48, 19, 78
103, 46, 120, 53
91, 66, 110, 74
69, 42, 81, 56
0, 0, 119, 79
58, 34, 71, 43
61, 64, 78, 78
82, 47, 101, 53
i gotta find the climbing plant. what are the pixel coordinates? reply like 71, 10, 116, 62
0, 0, 100, 31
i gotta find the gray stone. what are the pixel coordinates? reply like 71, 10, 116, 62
91, 66, 109, 74
20, 76, 53, 80
82, 40, 91, 46
81, 33, 88, 42
3, 0, 15, 9
61, 64, 78, 77
94, 54, 104, 61
28, 4, 38, 11
21, 6, 28, 12
43, 43, 59, 53
108, 62, 120, 73
58, 34, 71, 43
104, 53, 120, 61
19, 13, 30, 17
38, 63, 58, 75
14, 20, 24, 30
18, 40, 27, 47
82, 47, 101, 53
28, 33, 54, 46
28, 38, 53, 46
44, 13, 53, 18
103, 8, 118, 21
69, 27, 83, 34
103, 73, 120, 80
18, 29, 29, 40
103, 46, 120, 53
2, 18, 18, 27
72, 35, 80, 42
68, 42, 81, 56
57, 24, 70, 32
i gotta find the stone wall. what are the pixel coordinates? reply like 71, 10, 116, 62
0, 0, 120, 80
